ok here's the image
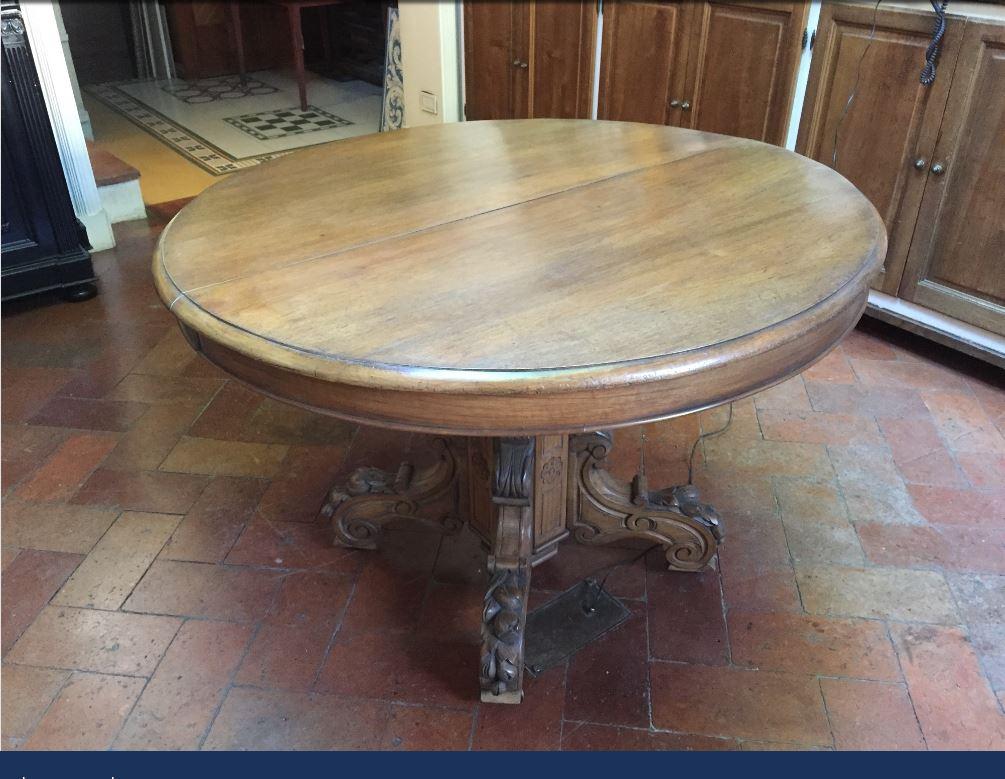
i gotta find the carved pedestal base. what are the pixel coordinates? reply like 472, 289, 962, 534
321, 430, 722, 704
321, 437, 462, 549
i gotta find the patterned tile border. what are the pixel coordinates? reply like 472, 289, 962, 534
86, 82, 288, 175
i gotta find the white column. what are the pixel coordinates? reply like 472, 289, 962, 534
20, 0, 114, 250
784, 0, 822, 151
398, 1, 462, 127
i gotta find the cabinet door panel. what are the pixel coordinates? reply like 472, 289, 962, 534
797, 3, 963, 295
682, 1, 807, 144
464, 1, 523, 120
900, 20, 1005, 334
598, 1, 691, 125
530, 1, 596, 119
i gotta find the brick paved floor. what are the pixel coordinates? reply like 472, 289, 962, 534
2, 209, 1003, 750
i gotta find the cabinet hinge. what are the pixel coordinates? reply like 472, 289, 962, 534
810, 30, 816, 50
801, 28, 808, 50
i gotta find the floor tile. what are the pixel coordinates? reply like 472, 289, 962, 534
159, 436, 288, 478
115, 620, 252, 749
54, 512, 181, 609
265, 571, 354, 629
416, 582, 484, 645
703, 438, 832, 480
850, 359, 968, 392
1, 550, 83, 654
775, 478, 864, 566
796, 565, 957, 623
753, 376, 811, 411
648, 569, 727, 664
805, 381, 930, 419
316, 630, 477, 708
382, 704, 473, 750
472, 665, 565, 750
877, 416, 967, 487
130, 328, 197, 377
947, 573, 1005, 624
819, 679, 924, 750
72, 468, 210, 514
758, 408, 881, 446
224, 518, 361, 572
956, 452, 1005, 489
531, 543, 647, 601
27, 396, 148, 432
257, 444, 348, 524
828, 444, 925, 524
123, 560, 281, 622
922, 391, 1005, 454
102, 401, 205, 472
15, 432, 118, 502
234, 622, 333, 692
7, 606, 180, 676
650, 663, 831, 746
907, 485, 1005, 528
891, 624, 1005, 749
728, 610, 899, 680
23, 672, 145, 750
105, 373, 223, 406
202, 688, 389, 750
717, 511, 802, 614
1, 664, 70, 747
561, 722, 738, 751
968, 622, 1005, 692
800, 347, 856, 384
0, 502, 119, 554
857, 522, 1005, 574
564, 603, 649, 727
160, 476, 267, 563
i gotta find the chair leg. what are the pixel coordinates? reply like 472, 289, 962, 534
288, 5, 308, 110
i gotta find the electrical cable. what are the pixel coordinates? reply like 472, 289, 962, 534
687, 401, 733, 485
920, 1, 949, 85
831, 0, 882, 168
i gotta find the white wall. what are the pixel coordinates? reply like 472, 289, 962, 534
398, 1, 462, 126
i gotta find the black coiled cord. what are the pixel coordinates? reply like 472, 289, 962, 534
920, 1, 949, 85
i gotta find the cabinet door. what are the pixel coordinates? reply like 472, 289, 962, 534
680, 1, 807, 144
898, 20, 1005, 335
463, 1, 526, 119
796, 3, 964, 295
598, 1, 693, 125
529, 1, 596, 118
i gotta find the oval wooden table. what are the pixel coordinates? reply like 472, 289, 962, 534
154, 119, 885, 704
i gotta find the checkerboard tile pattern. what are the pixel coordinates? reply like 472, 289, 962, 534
2, 205, 1003, 751
223, 106, 353, 141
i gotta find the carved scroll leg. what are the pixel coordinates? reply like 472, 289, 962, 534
480, 438, 534, 704
321, 437, 462, 550
567, 432, 723, 572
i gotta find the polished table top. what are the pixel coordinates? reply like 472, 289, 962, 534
154, 119, 885, 435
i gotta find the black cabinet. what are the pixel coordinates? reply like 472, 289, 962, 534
1, 2, 96, 302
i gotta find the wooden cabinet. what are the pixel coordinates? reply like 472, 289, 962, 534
799, 2, 1003, 340
899, 19, 1005, 335
682, 1, 808, 143
598, 1, 692, 125
797, 2, 964, 296
463, 1, 595, 120
599, 1, 806, 143
2, 2, 95, 302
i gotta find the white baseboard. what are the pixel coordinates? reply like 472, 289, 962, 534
867, 290, 1004, 366
78, 208, 115, 252
98, 179, 147, 224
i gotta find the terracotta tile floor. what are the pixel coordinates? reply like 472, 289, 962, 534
2, 210, 1004, 751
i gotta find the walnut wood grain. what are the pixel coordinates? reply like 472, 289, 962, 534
155, 119, 885, 436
